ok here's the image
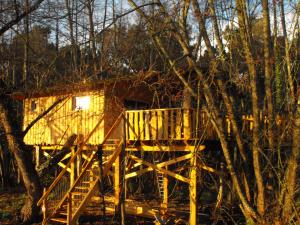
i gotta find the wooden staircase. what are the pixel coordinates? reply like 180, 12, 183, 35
37, 112, 124, 225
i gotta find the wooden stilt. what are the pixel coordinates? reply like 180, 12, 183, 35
120, 143, 126, 225
114, 156, 120, 213
35, 145, 40, 170
97, 145, 106, 221
67, 192, 72, 225
190, 151, 197, 225
163, 167, 168, 207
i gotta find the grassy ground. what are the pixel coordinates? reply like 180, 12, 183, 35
0, 190, 26, 224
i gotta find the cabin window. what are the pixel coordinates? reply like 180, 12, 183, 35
73, 96, 91, 110
31, 100, 37, 112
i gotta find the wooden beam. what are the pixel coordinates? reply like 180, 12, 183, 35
125, 153, 193, 179
128, 155, 190, 183
125, 144, 205, 152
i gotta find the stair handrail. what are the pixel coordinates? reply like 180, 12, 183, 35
37, 112, 106, 206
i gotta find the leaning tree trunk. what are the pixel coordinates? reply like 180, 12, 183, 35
0, 99, 42, 224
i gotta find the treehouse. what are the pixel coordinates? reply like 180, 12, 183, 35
20, 77, 248, 225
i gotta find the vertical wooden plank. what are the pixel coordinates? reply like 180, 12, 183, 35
150, 111, 157, 140
144, 111, 150, 140
125, 112, 129, 141
163, 110, 169, 140
183, 109, 191, 140
139, 111, 144, 140
157, 110, 163, 140
175, 109, 182, 139
170, 110, 174, 139
134, 111, 139, 140
128, 112, 134, 140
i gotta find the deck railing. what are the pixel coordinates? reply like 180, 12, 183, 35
125, 108, 214, 141
125, 108, 289, 142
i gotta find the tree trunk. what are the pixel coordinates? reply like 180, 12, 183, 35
236, 0, 265, 216
262, 0, 275, 151
86, 0, 97, 73
0, 100, 42, 224
282, 105, 300, 222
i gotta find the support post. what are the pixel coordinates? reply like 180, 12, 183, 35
120, 143, 126, 225
97, 145, 105, 220
35, 145, 40, 170
163, 167, 168, 207
114, 155, 120, 212
190, 150, 197, 225
67, 192, 72, 225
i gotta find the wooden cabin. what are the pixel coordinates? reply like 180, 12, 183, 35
23, 79, 152, 146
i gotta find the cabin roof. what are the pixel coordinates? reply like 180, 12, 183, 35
11, 74, 154, 100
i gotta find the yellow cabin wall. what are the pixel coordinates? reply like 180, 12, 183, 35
23, 90, 105, 145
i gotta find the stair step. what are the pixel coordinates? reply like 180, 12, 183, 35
72, 191, 86, 196
75, 186, 89, 190
50, 217, 67, 223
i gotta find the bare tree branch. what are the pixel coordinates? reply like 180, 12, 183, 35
0, 0, 45, 37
